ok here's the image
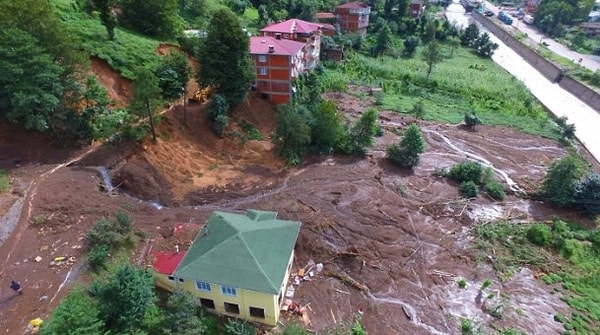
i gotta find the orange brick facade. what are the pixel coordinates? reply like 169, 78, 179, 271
335, 2, 371, 35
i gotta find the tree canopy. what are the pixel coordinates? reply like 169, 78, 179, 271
120, 0, 181, 38
198, 8, 254, 106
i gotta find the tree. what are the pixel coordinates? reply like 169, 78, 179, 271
274, 104, 312, 165
162, 290, 206, 335
198, 8, 254, 106
41, 289, 104, 335
573, 173, 600, 217
130, 67, 162, 141
95, 0, 118, 40
206, 94, 230, 137
156, 50, 192, 100
475, 32, 499, 58
0, 27, 64, 131
387, 123, 425, 168
540, 155, 586, 207
373, 23, 393, 56
403, 35, 420, 56
340, 108, 378, 155
448, 36, 460, 57
120, 0, 180, 38
423, 39, 443, 81
311, 100, 344, 153
91, 265, 157, 334
460, 23, 480, 47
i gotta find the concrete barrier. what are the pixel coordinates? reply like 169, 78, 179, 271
472, 11, 600, 113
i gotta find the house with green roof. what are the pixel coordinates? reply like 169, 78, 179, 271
152, 210, 302, 326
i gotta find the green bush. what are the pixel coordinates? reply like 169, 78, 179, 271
526, 224, 552, 246
457, 278, 467, 288
0, 170, 9, 193
573, 173, 600, 217
484, 180, 506, 200
460, 181, 478, 198
448, 161, 483, 184
87, 244, 109, 271
464, 112, 482, 128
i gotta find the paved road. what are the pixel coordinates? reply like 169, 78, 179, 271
481, 1, 600, 71
446, 2, 600, 164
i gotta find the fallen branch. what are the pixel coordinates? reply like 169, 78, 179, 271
402, 306, 412, 320
325, 269, 369, 292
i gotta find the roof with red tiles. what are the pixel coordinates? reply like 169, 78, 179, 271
153, 251, 186, 275
336, 1, 370, 9
249, 36, 305, 56
260, 19, 321, 34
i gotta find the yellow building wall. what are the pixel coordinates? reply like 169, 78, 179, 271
171, 278, 279, 326
154, 251, 297, 327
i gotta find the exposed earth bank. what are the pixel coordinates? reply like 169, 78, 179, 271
1, 84, 598, 334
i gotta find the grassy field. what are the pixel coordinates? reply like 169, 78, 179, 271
322, 48, 562, 140
52, 0, 161, 79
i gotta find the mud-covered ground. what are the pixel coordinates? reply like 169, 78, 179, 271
0, 86, 598, 334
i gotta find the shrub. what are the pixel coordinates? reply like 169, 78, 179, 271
526, 224, 552, 246
460, 318, 473, 334
457, 278, 467, 288
573, 173, 600, 217
540, 155, 586, 208
448, 161, 483, 184
464, 112, 482, 129
460, 181, 478, 198
0, 170, 9, 193
481, 279, 492, 290
207, 94, 230, 137
484, 181, 506, 200
88, 244, 109, 271
387, 124, 425, 168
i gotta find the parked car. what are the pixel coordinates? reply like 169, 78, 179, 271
523, 14, 534, 24
484, 10, 494, 17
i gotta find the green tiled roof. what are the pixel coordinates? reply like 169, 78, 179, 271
174, 210, 301, 294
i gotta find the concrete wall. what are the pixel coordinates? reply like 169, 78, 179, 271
472, 11, 600, 113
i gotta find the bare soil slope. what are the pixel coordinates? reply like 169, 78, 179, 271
0, 71, 597, 334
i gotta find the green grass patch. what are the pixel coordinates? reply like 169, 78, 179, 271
52, 0, 161, 79
325, 49, 562, 139
474, 221, 600, 333
0, 170, 9, 193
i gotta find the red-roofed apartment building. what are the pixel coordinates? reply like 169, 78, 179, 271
249, 19, 322, 104
335, 1, 371, 35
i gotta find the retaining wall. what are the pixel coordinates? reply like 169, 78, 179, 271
472, 11, 600, 113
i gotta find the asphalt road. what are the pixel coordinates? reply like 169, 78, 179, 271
481, 1, 600, 71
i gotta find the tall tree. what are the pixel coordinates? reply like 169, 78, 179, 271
0, 28, 64, 131
120, 0, 180, 38
156, 50, 192, 100
274, 104, 312, 165
91, 265, 157, 334
198, 8, 254, 106
422, 39, 443, 81
311, 100, 344, 153
130, 67, 162, 142
373, 24, 393, 56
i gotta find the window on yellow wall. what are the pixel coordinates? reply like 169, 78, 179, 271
224, 302, 240, 314
196, 280, 211, 291
250, 307, 265, 318
200, 298, 215, 309
168, 276, 175, 281
221, 285, 237, 296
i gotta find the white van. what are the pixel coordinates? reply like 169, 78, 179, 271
523, 15, 534, 24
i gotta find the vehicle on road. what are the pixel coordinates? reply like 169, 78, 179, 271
484, 10, 494, 17
523, 14, 534, 24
